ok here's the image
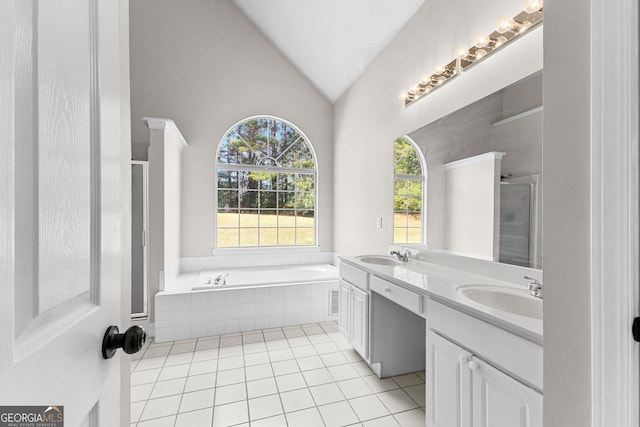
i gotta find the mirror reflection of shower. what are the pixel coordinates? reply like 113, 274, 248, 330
499, 175, 540, 269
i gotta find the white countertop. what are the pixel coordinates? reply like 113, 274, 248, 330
339, 255, 543, 345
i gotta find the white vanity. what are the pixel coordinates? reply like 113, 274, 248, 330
339, 261, 426, 377
338, 253, 543, 427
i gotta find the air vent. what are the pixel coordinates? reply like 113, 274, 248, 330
329, 289, 340, 316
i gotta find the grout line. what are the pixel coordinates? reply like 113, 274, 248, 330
243, 332, 252, 426
133, 340, 176, 425
171, 346, 193, 427
267, 327, 288, 424
131, 321, 426, 427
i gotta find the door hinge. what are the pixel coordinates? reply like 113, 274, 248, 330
632, 317, 640, 342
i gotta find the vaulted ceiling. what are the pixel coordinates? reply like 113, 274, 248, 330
231, 0, 426, 103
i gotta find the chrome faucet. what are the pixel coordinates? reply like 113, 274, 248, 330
390, 250, 410, 262
214, 273, 229, 285
524, 275, 543, 299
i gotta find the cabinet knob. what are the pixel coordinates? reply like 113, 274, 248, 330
468, 360, 479, 371
383, 287, 390, 292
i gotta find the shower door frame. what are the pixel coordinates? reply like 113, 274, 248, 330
132, 160, 149, 319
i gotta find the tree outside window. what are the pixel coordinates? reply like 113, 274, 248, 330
216, 117, 316, 248
394, 137, 425, 244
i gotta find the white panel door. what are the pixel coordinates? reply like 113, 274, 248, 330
0, 0, 122, 426
338, 280, 350, 336
350, 286, 368, 359
426, 331, 472, 427
471, 357, 543, 427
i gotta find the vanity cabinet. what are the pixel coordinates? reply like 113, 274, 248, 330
340, 261, 426, 376
338, 280, 350, 334
349, 286, 368, 358
370, 275, 425, 318
471, 355, 542, 427
426, 299, 542, 427
339, 263, 370, 360
369, 275, 426, 377
426, 331, 472, 427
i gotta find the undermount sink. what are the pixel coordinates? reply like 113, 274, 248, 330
457, 286, 542, 320
356, 255, 402, 266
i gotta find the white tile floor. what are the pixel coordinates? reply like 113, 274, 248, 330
130, 322, 426, 427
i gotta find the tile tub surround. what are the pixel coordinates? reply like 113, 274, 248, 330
155, 281, 340, 342
130, 322, 426, 427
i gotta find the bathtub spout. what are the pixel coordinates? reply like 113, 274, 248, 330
214, 273, 229, 285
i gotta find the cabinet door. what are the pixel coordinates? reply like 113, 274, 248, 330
350, 286, 369, 359
426, 331, 472, 427
471, 357, 542, 427
339, 280, 350, 336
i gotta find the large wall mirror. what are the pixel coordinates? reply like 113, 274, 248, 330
404, 71, 542, 269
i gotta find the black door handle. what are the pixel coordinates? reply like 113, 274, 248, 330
102, 325, 146, 359
633, 317, 640, 342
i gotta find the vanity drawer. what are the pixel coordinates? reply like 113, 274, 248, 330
339, 262, 368, 291
370, 275, 425, 318
427, 299, 542, 391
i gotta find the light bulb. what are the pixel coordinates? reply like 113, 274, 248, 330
409, 85, 418, 94
494, 35, 508, 48
399, 92, 408, 101
497, 16, 515, 33
420, 75, 430, 85
455, 45, 470, 60
474, 33, 490, 48
475, 49, 488, 60
436, 75, 447, 84
524, 0, 543, 13
433, 63, 446, 74
518, 20, 533, 33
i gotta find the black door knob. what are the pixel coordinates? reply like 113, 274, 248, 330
102, 325, 146, 359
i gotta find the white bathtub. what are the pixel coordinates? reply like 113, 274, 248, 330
155, 263, 339, 342
193, 264, 338, 290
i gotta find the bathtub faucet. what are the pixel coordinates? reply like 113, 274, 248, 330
524, 275, 543, 299
214, 273, 229, 285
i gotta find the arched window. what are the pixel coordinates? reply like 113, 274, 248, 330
394, 136, 426, 244
216, 116, 316, 248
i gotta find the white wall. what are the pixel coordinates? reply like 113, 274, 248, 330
129, 0, 334, 256
333, 0, 543, 254
543, 0, 592, 425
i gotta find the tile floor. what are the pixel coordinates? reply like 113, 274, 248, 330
130, 322, 426, 427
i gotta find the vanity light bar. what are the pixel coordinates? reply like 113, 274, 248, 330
460, 9, 543, 72
400, 59, 458, 104
400, 1, 543, 108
